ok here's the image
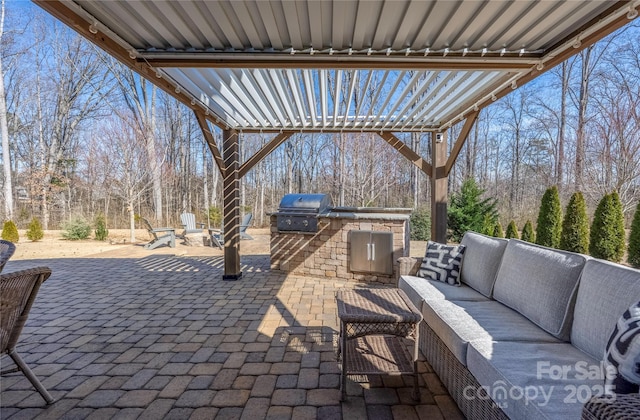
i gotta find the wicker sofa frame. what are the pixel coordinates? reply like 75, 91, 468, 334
398, 256, 640, 420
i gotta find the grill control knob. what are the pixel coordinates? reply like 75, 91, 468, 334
302, 219, 308, 227
286, 219, 292, 225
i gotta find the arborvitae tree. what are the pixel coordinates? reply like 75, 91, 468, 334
1, 220, 19, 243
559, 191, 589, 254
448, 178, 498, 242
481, 214, 495, 236
505, 220, 519, 239
536, 186, 562, 248
26, 218, 44, 242
410, 208, 431, 241
94, 214, 109, 241
629, 201, 640, 268
521, 220, 535, 243
589, 192, 625, 262
493, 221, 504, 238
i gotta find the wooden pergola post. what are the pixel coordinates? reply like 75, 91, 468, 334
222, 128, 242, 280
431, 131, 448, 243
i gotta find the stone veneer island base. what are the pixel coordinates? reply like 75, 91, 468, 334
270, 208, 411, 285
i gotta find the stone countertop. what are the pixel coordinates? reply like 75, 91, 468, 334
320, 207, 412, 221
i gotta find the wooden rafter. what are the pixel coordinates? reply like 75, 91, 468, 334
238, 132, 294, 179
194, 111, 226, 178
445, 110, 480, 176
457, 2, 639, 125
33, 0, 227, 131
378, 132, 432, 176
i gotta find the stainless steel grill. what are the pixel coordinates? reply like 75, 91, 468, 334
276, 193, 332, 232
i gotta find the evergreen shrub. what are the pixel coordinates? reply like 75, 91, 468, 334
448, 178, 498, 242
208, 206, 222, 228
559, 191, 589, 254
481, 214, 495, 236
505, 220, 519, 239
589, 192, 625, 262
493, 221, 504, 238
94, 214, 109, 241
26, 218, 44, 242
1, 220, 19, 243
536, 186, 562, 248
62, 216, 91, 240
629, 201, 640, 268
410, 208, 431, 241
521, 220, 535, 243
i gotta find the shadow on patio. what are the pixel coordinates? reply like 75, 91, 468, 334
1, 253, 462, 419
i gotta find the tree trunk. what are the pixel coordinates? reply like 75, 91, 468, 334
557, 61, 568, 189
575, 47, 592, 191
0, 0, 13, 220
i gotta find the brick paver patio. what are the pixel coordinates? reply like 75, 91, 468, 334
1, 249, 463, 419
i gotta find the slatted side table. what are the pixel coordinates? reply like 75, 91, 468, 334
336, 288, 423, 401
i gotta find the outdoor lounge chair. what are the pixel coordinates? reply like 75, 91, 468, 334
1, 266, 55, 404
0, 239, 16, 273
209, 213, 253, 249
180, 212, 205, 236
141, 217, 176, 250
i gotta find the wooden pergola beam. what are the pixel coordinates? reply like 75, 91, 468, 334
481, 2, 639, 110
378, 132, 432, 176
195, 111, 226, 178
445, 110, 480, 176
141, 56, 535, 71
238, 132, 295, 179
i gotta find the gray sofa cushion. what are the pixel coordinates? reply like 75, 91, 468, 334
466, 341, 604, 420
571, 259, 640, 360
467, 341, 602, 420
421, 300, 560, 365
493, 239, 586, 341
398, 275, 489, 310
460, 231, 508, 297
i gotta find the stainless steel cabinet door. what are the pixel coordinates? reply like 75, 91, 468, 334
349, 230, 372, 273
349, 230, 393, 274
370, 231, 393, 275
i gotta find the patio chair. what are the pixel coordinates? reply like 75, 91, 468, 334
1, 266, 55, 404
141, 217, 176, 250
180, 212, 205, 237
209, 213, 254, 249
0, 239, 16, 273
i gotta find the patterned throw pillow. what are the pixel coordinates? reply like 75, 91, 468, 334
604, 301, 640, 394
417, 241, 466, 286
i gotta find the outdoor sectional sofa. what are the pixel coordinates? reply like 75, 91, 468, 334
397, 231, 640, 419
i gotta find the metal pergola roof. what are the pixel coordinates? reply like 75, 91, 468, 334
35, 0, 640, 133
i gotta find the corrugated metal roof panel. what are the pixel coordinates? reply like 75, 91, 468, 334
38, 0, 635, 132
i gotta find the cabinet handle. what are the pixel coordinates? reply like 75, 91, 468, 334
371, 243, 376, 261
367, 243, 371, 261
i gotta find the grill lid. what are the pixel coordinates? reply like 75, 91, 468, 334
278, 193, 332, 213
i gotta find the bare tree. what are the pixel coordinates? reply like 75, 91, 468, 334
0, 0, 12, 219
108, 65, 164, 223
32, 21, 111, 229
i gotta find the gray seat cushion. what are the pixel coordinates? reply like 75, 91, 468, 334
398, 275, 489, 310
422, 300, 560, 365
460, 231, 508, 297
467, 341, 601, 420
571, 259, 640, 360
493, 239, 586, 341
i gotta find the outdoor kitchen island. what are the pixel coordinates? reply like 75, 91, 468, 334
270, 194, 411, 284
